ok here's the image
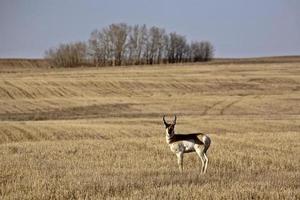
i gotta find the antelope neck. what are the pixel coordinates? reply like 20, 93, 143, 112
166, 131, 175, 144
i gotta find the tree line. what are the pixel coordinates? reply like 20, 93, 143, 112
45, 23, 214, 67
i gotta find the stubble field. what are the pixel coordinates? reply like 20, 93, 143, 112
0, 58, 299, 199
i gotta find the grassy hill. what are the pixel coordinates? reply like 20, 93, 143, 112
1, 55, 300, 69
0, 58, 299, 199
0, 58, 50, 68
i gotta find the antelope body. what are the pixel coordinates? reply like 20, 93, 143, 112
163, 115, 211, 173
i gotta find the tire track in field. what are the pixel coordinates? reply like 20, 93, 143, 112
4, 81, 35, 99
220, 98, 243, 115
11, 125, 35, 141
202, 100, 224, 115
0, 86, 15, 99
202, 97, 244, 116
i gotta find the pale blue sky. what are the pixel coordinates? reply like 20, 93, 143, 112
0, 0, 299, 58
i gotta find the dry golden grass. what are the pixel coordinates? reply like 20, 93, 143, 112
0, 59, 299, 199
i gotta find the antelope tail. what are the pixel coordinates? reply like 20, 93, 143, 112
202, 134, 211, 154
194, 132, 211, 153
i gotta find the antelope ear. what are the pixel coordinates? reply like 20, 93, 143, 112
163, 115, 168, 126
173, 115, 177, 124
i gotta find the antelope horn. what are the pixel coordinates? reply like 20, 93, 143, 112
163, 115, 168, 126
173, 115, 177, 124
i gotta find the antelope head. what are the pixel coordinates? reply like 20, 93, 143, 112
163, 115, 177, 137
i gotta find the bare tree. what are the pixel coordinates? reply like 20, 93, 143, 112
202, 41, 214, 61
45, 42, 87, 67
107, 23, 129, 66
167, 32, 187, 63
127, 24, 148, 65
148, 26, 166, 64
191, 41, 214, 62
88, 30, 103, 66
161, 34, 170, 64
182, 42, 192, 62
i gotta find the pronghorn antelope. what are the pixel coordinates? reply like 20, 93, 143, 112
163, 115, 211, 173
